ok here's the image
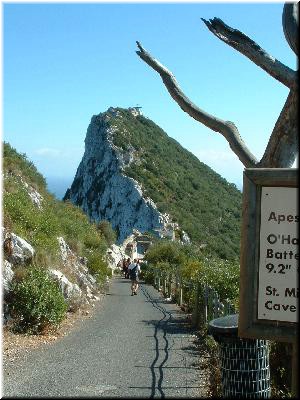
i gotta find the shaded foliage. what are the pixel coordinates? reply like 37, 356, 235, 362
97, 220, 117, 247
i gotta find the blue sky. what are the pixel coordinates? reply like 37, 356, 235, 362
2, 1, 297, 198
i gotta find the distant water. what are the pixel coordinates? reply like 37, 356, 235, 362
46, 176, 73, 200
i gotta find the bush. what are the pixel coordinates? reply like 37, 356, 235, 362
192, 256, 240, 305
97, 220, 117, 246
86, 251, 109, 284
10, 266, 67, 334
144, 240, 184, 268
140, 261, 155, 283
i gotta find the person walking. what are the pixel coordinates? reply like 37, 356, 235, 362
122, 258, 129, 279
128, 258, 141, 296
125, 258, 131, 279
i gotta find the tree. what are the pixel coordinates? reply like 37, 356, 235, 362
136, 3, 298, 169
136, 5, 298, 396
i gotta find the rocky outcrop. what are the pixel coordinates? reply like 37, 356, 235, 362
3, 232, 35, 266
64, 107, 184, 244
2, 231, 104, 323
48, 269, 83, 312
3, 260, 14, 296
55, 236, 101, 306
106, 244, 126, 270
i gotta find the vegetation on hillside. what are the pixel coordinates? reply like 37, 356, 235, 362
108, 108, 242, 261
3, 142, 109, 277
3, 142, 112, 332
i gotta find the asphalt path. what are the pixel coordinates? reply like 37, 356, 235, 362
3, 276, 208, 398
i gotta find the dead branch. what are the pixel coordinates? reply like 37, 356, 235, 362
136, 4, 298, 169
136, 41, 258, 168
259, 86, 298, 168
201, 17, 297, 89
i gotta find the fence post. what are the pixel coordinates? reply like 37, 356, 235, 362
192, 282, 200, 328
175, 273, 179, 303
204, 285, 208, 324
179, 278, 183, 306
197, 283, 207, 328
167, 273, 171, 298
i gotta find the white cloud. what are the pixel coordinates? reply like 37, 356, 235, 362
34, 148, 62, 157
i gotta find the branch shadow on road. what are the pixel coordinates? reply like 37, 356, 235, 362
139, 285, 206, 398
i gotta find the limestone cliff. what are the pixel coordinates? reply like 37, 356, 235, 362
64, 107, 178, 243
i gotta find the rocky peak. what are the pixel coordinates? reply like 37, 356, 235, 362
64, 107, 181, 244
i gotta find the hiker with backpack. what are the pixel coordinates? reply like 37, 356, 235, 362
128, 258, 141, 296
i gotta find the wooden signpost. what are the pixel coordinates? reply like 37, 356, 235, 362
239, 168, 298, 395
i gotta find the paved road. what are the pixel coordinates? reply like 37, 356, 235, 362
3, 277, 209, 398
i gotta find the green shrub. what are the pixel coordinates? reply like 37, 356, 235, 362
144, 239, 240, 308
192, 257, 240, 305
140, 262, 155, 283
144, 240, 185, 268
85, 251, 109, 284
10, 266, 67, 334
97, 220, 117, 246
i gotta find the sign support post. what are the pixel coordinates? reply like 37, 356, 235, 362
292, 340, 298, 397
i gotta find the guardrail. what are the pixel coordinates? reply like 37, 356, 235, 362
153, 270, 236, 328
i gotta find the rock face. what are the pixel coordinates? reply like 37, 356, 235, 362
2, 231, 103, 323
4, 232, 35, 265
64, 107, 180, 243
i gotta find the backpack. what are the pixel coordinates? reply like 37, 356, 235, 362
129, 265, 137, 280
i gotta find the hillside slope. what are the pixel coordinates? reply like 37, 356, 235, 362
65, 107, 242, 260
3, 142, 111, 329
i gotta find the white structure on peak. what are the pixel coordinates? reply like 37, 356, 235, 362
128, 106, 142, 117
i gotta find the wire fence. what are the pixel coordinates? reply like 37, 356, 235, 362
153, 270, 236, 328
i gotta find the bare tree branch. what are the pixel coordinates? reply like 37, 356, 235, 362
201, 17, 297, 89
259, 86, 298, 168
136, 41, 258, 168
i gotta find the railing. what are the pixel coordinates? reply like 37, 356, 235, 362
153, 270, 236, 328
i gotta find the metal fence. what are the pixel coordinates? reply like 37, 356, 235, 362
153, 271, 236, 328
